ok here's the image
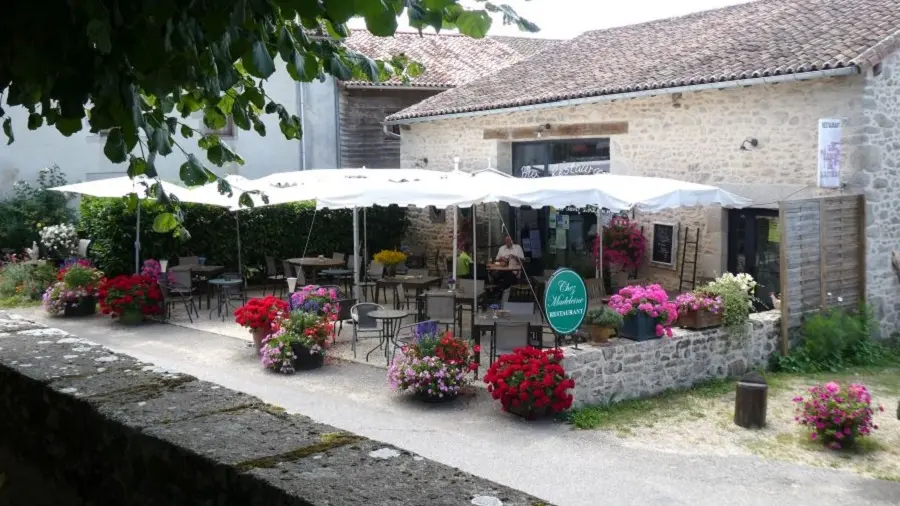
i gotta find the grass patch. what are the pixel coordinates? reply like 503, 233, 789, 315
0, 296, 39, 309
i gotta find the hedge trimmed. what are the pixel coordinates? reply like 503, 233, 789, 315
79, 197, 409, 278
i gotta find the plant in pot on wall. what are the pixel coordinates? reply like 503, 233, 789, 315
388, 321, 478, 402
793, 381, 884, 450
593, 216, 646, 293
260, 310, 331, 373
98, 274, 163, 324
484, 347, 575, 420
41, 260, 104, 317
234, 296, 289, 352
674, 291, 724, 330
374, 249, 407, 277
705, 273, 757, 333
608, 284, 678, 341
583, 306, 623, 344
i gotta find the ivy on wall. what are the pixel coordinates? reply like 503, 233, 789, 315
79, 198, 409, 277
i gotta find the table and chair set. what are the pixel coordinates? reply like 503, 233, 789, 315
161, 257, 246, 323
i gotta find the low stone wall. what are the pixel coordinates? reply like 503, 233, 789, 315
562, 311, 781, 407
0, 312, 551, 506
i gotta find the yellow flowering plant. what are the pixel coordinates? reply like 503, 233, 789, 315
374, 249, 407, 267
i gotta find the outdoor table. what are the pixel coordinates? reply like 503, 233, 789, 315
366, 309, 409, 364
169, 264, 225, 309
472, 313, 546, 372
375, 275, 441, 306
208, 278, 243, 321
287, 257, 344, 283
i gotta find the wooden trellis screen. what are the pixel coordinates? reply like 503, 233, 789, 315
778, 194, 866, 354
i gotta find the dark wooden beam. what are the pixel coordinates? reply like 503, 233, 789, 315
482, 121, 629, 140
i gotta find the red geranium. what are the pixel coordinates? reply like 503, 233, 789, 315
234, 296, 288, 332
98, 274, 163, 318
483, 347, 575, 418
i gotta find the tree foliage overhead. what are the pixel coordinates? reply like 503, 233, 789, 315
0, 0, 536, 235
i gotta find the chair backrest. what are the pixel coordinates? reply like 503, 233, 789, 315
368, 261, 384, 279
347, 254, 361, 271
332, 252, 346, 262
266, 256, 278, 276
179, 256, 199, 266
169, 269, 193, 290
584, 278, 604, 300
77, 239, 91, 258
157, 278, 171, 299
425, 292, 456, 321
456, 279, 485, 296
505, 301, 535, 316
336, 298, 356, 320
282, 260, 295, 278
351, 303, 383, 329
494, 321, 530, 355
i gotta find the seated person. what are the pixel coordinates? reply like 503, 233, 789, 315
457, 242, 473, 278
496, 236, 525, 270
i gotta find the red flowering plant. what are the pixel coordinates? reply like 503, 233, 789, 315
234, 296, 289, 333
593, 216, 646, 270
793, 381, 884, 449
388, 321, 480, 400
98, 274, 163, 318
483, 347, 575, 419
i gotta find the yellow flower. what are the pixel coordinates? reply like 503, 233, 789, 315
374, 250, 407, 266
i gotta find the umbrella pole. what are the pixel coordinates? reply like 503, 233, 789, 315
472, 204, 477, 307
353, 206, 360, 301
135, 198, 141, 274
452, 206, 457, 284
236, 211, 242, 276
363, 208, 368, 277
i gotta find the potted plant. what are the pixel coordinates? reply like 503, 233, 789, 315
374, 249, 407, 277
705, 273, 757, 332
583, 306, 622, 343
388, 322, 478, 402
593, 216, 646, 293
793, 381, 884, 450
290, 285, 340, 320
260, 310, 330, 373
483, 347, 575, 419
234, 296, 289, 351
98, 274, 163, 324
38, 223, 78, 263
41, 260, 103, 317
674, 291, 724, 329
608, 284, 678, 341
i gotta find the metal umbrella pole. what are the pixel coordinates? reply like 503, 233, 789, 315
134, 198, 141, 274
352, 206, 361, 301
236, 210, 242, 276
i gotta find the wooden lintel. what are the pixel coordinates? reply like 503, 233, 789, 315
482, 121, 629, 141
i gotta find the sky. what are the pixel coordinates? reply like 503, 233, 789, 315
348, 0, 752, 40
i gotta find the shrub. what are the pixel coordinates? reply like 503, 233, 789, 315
793, 382, 884, 449
484, 347, 575, 418
79, 197, 409, 278
39, 223, 78, 259
585, 306, 623, 327
0, 165, 75, 252
608, 284, 678, 338
705, 273, 757, 331
0, 258, 58, 301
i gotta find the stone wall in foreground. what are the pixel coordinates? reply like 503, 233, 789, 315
0, 312, 551, 506
562, 311, 780, 407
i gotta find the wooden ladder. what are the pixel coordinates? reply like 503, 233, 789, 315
678, 227, 700, 293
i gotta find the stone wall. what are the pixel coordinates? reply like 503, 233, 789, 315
399, 75, 868, 290
561, 311, 780, 407
0, 312, 551, 506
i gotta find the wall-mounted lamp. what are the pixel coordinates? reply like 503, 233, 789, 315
740, 138, 759, 151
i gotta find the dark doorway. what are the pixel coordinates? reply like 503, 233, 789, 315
727, 208, 780, 310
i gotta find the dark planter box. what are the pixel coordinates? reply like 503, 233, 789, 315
677, 310, 723, 330
620, 313, 660, 342
290, 343, 325, 370
64, 297, 96, 318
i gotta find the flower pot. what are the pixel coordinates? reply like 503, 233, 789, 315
117, 309, 144, 325
822, 431, 856, 449
506, 403, 550, 420
290, 343, 325, 370
620, 313, 660, 342
251, 328, 268, 352
677, 310, 722, 330
414, 391, 458, 403
64, 296, 96, 318
586, 324, 615, 343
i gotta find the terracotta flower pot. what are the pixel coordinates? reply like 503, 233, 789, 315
118, 309, 144, 325
251, 328, 268, 352
587, 324, 615, 343
677, 310, 722, 330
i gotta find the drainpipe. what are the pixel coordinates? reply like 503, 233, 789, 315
334, 78, 342, 168
298, 82, 307, 170
383, 124, 401, 140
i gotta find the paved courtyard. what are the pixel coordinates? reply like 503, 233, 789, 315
15, 307, 900, 506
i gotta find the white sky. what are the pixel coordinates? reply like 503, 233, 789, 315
348, 0, 752, 40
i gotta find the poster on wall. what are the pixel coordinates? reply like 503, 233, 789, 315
650, 222, 679, 269
817, 119, 841, 188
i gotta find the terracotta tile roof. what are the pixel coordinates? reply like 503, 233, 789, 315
341, 30, 555, 88
489, 36, 560, 59
388, 0, 900, 121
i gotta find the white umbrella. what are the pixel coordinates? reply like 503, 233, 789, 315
51, 176, 194, 273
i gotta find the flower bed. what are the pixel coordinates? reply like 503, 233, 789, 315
388, 321, 478, 401
793, 381, 885, 449
484, 347, 575, 419
674, 292, 724, 330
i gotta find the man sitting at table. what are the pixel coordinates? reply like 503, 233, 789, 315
493, 236, 525, 289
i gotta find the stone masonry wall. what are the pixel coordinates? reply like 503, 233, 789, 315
561, 311, 780, 407
0, 312, 551, 506
859, 49, 900, 335
400, 76, 868, 291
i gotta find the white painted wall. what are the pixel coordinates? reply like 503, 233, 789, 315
0, 63, 306, 188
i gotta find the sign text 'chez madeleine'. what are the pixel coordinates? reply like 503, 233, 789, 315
543, 268, 588, 335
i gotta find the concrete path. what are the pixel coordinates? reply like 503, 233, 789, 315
17, 308, 900, 506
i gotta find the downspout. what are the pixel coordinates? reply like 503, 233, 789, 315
383, 124, 401, 140
298, 82, 307, 170
334, 78, 342, 168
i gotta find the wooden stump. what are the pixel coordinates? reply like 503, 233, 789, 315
734, 372, 767, 429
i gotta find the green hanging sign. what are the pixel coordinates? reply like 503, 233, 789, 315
543, 268, 588, 335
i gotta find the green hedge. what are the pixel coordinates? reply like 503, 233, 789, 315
79, 197, 409, 278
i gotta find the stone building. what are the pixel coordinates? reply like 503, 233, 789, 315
386, 0, 900, 333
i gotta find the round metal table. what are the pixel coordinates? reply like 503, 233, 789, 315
366, 309, 409, 363
208, 278, 243, 321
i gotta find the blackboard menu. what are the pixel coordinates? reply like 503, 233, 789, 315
651, 223, 677, 267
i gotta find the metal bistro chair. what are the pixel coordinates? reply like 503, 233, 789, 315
168, 269, 198, 305
221, 272, 248, 306
265, 256, 286, 296
351, 303, 383, 358
158, 278, 198, 323
390, 319, 438, 363
491, 320, 531, 365
393, 283, 417, 311
334, 297, 357, 342
425, 291, 458, 334
361, 261, 383, 302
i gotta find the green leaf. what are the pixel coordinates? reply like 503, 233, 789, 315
179, 154, 208, 186
423, 0, 456, 9
217, 94, 235, 115
127, 156, 147, 178
329, 57, 352, 81
279, 114, 302, 140
2, 118, 12, 145
55, 117, 83, 136
243, 40, 276, 78
145, 151, 159, 178
180, 124, 194, 138
27, 113, 43, 130
456, 10, 492, 38
365, 7, 399, 36
276, 26, 294, 61
323, 0, 357, 24
217, 179, 234, 198
103, 129, 128, 163
125, 193, 139, 212
241, 87, 265, 110
238, 192, 255, 208
150, 127, 173, 156
232, 102, 250, 130
86, 19, 112, 53
203, 107, 227, 130
152, 213, 179, 233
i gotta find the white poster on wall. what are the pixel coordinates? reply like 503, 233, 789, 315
817, 119, 841, 188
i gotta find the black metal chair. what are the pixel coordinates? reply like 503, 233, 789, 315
158, 278, 198, 323
491, 321, 530, 365
351, 302, 383, 358
424, 292, 457, 334
335, 297, 357, 336
265, 256, 285, 296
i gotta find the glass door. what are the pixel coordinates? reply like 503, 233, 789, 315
727, 209, 780, 310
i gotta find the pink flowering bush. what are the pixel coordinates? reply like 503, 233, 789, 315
674, 292, 724, 314
793, 381, 884, 449
608, 284, 678, 337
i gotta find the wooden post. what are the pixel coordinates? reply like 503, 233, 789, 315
734, 372, 768, 429
857, 194, 867, 305
819, 198, 828, 309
